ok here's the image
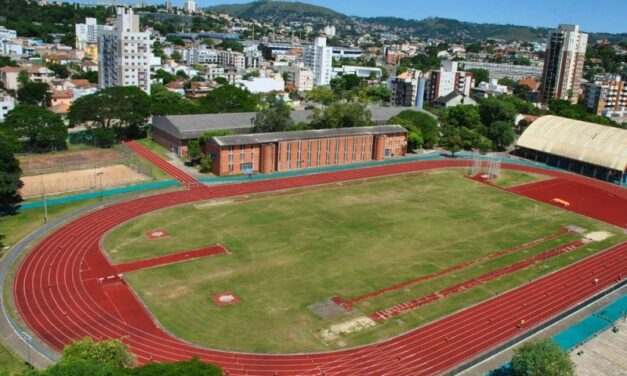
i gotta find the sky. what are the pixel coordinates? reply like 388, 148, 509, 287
194, 0, 627, 34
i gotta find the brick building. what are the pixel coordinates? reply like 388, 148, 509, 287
205, 125, 408, 176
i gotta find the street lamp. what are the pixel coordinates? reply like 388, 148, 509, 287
23, 332, 32, 369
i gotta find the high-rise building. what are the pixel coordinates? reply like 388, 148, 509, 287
75, 18, 113, 51
165, 0, 172, 13
98, 7, 152, 94
424, 60, 473, 104
584, 74, 627, 118
540, 24, 588, 104
304, 37, 333, 86
184, 0, 196, 14
391, 69, 426, 108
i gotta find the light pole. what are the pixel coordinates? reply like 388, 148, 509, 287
96, 172, 104, 201
42, 180, 48, 224
23, 332, 32, 369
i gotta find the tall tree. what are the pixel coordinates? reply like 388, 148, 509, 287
252, 100, 294, 133
0, 130, 23, 219
478, 97, 517, 128
466, 68, 490, 86
309, 102, 373, 129
487, 120, 515, 150
198, 85, 258, 113
17, 81, 52, 107
68, 86, 151, 130
389, 110, 439, 147
510, 339, 575, 376
5, 106, 67, 152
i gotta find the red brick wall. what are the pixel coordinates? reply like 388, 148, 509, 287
212, 132, 407, 176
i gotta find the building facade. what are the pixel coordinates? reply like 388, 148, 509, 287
75, 17, 113, 51
184, 0, 196, 14
425, 60, 472, 104
584, 74, 627, 118
304, 37, 333, 86
540, 24, 588, 104
461, 61, 544, 80
206, 125, 408, 176
391, 69, 420, 107
98, 7, 152, 94
278, 64, 314, 92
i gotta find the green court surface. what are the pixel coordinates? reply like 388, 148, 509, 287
103, 169, 624, 353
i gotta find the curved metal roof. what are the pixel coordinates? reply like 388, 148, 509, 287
516, 115, 627, 171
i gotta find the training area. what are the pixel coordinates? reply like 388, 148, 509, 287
103, 168, 623, 353
11, 141, 627, 376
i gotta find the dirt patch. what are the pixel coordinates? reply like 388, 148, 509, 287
319, 316, 376, 342
20, 164, 148, 198
584, 231, 612, 242
18, 149, 124, 172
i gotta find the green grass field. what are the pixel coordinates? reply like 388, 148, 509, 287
491, 169, 549, 188
0, 341, 26, 375
103, 169, 624, 353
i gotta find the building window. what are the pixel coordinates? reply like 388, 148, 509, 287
286, 142, 292, 170
352, 137, 357, 161
307, 140, 312, 167
343, 138, 348, 164
297, 141, 302, 169
361, 136, 367, 160
326, 140, 331, 165
317, 140, 322, 166
335, 138, 340, 165
228, 163, 234, 172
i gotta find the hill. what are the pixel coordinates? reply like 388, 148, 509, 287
208, 0, 344, 20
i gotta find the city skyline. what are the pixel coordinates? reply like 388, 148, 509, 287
194, 0, 626, 34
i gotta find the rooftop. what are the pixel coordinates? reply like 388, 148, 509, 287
211, 125, 407, 147
153, 105, 413, 140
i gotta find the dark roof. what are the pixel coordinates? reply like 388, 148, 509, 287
434, 92, 463, 103
152, 106, 411, 140
212, 125, 407, 147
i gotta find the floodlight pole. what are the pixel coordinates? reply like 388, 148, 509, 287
97, 172, 104, 201
42, 183, 48, 224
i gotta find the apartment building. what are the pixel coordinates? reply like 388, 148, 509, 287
584, 74, 627, 118
425, 60, 473, 104
75, 17, 114, 51
540, 24, 588, 104
304, 37, 333, 86
461, 61, 544, 80
277, 64, 314, 92
98, 7, 152, 94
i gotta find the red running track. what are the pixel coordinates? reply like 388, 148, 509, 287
125, 140, 199, 186
114, 245, 228, 273
13, 159, 627, 376
509, 177, 627, 228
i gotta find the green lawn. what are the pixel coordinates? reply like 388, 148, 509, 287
0, 341, 26, 375
103, 169, 624, 353
491, 170, 548, 188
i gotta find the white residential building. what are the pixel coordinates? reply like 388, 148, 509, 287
0, 91, 16, 122
277, 64, 314, 92
98, 7, 152, 94
75, 17, 113, 50
218, 49, 245, 71
332, 65, 382, 80
323, 25, 336, 38
425, 60, 473, 103
184, 0, 196, 14
304, 37, 333, 86
237, 77, 284, 94
0, 26, 17, 40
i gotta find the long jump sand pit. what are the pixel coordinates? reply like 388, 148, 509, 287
20, 164, 148, 198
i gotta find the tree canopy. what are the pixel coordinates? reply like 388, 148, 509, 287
17, 81, 52, 107
466, 68, 489, 86
60, 337, 135, 369
198, 85, 258, 113
0, 129, 23, 219
305, 86, 336, 106
510, 339, 575, 376
5, 106, 67, 152
548, 99, 623, 128
309, 102, 373, 129
252, 100, 294, 133
68, 86, 151, 130
389, 110, 439, 147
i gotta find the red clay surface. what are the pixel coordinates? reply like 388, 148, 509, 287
509, 177, 627, 228
114, 245, 228, 273
13, 154, 627, 376
144, 229, 169, 240
369, 240, 585, 322
333, 228, 570, 311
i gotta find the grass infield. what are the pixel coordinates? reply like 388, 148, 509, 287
103, 169, 625, 353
